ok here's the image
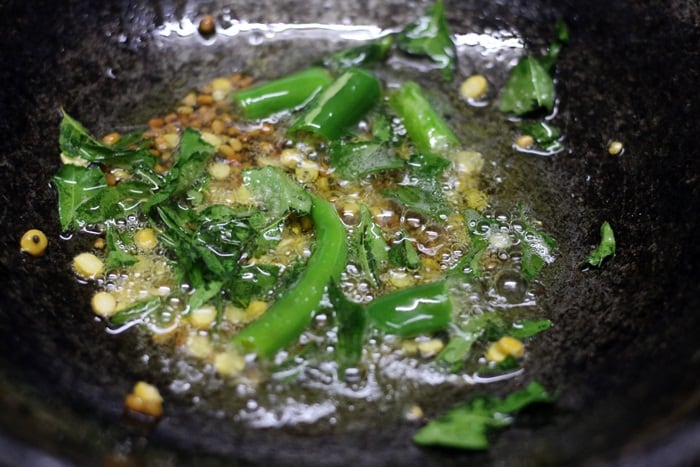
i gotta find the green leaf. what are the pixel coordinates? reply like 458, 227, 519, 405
499, 57, 555, 116
585, 221, 616, 267
188, 280, 223, 313
59, 111, 154, 167
51, 164, 107, 231
519, 121, 563, 152
349, 205, 389, 287
110, 298, 162, 326
437, 313, 498, 372
225, 263, 282, 308
381, 185, 450, 220
104, 224, 138, 271
329, 140, 404, 180
538, 19, 570, 74
381, 153, 452, 220
516, 213, 557, 280
510, 319, 552, 339
321, 35, 394, 74
329, 281, 367, 377
142, 128, 216, 211
243, 166, 312, 222
388, 233, 421, 270
370, 107, 395, 143
396, 0, 457, 81
413, 381, 554, 450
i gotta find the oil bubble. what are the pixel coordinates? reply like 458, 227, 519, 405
495, 269, 527, 303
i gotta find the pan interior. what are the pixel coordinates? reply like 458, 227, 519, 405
0, 0, 698, 465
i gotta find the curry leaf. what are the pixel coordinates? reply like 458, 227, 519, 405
329, 281, 367, 378
321, 35, 394, 74
59, 111, 154, 167
499, 57, 555, 116
538, 19, 570, 74
109, 298, 162, 326
519, 121, 563, 152
243, 166, 312, 222
52, 164, 107, 230
585, 221, 616, 267
516, 213, 557, 280
142, 128, 216, 211
381, 185, 450, 220
381, 152, 452, 220
413, 381, 554, 450
329, 141, 404, 180
349, 205, 389, 287
437, 312, 499, 372
396, 0, 457, 81
104, 223, 138, 271
388, 233, 421, 270
510, 319, 552, 339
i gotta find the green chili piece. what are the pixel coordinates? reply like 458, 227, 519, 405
321, 35, 394, 74
388, 81, 460, 154
232, 67, 332, 119
366, 280, 451, 337
288, 67, 382, 141
231, 195, 348, 358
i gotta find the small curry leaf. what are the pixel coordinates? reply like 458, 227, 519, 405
585, 221, 616, 267
413, 381, 554, 450
52, 164, 107, 231
499, 57, 555, 116
396, 0, 457, 81
329, 140, 404, 180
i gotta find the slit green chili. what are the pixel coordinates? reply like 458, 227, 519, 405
288, 67, 382, 141
366, 280, 452, 337
232, 67, 332, 119
231, 195, 348, 358
388, 81, 460, 154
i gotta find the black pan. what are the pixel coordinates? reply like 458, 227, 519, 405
1, 0, 698, 465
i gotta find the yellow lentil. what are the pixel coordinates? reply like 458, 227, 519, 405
459, 74, 489, 100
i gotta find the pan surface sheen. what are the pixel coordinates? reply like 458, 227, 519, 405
0, 0, 698, 465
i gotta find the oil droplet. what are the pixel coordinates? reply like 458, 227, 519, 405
495, 269, 527, 303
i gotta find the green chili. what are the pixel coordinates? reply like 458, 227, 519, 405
388, 81, 460, 154
321, 35, 394, 74
231, 195, 348, 358
232, 67, 332, 119
288, 67, 381, 141
366, 280, 451, 337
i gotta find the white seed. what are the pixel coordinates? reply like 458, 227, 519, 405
208, 161, 231, 180
295, 159, 319, 183
134, 228, 158, 250
280, 148, 304, 168
459, 74, 489, 100
73, 253, 104, 279
91, 291, 117, 317
186, 333, 213, 358
451, 150, 484, 176
245, 300, 268, 320
608, 141, 624, 155
201, 132, 222, 149
189, 305, 217, 329
516, 134, 535, 149
162, 133, 180, 149
60, 153, 88, 167
214, 350, 246, 376
417, 338, 445, 357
